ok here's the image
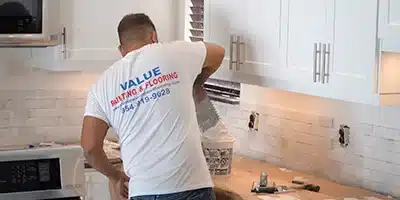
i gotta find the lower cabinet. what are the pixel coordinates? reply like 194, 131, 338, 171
83, 170, 111, 200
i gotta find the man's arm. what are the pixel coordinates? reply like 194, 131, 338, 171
81, 116, 120, 181
194, 42, 225, 86
81, 91, 129, 199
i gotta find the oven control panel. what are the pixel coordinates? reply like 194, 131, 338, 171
0, 158, 61, 193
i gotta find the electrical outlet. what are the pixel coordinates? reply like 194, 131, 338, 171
248, 111, 260, 131
339, 125, 350, 148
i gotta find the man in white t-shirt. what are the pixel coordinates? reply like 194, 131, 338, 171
80, 13, 225, 200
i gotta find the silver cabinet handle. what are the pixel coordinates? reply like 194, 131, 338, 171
235, 36, 240, 71
236, 36, 245, 71
62, 27, 67, 60
321, 43, 330, 84
229, 35, 237, 70
313, 43, 322, 82
324, 43, 331, 83
321, 43, 327, 83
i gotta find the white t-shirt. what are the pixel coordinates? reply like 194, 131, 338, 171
83, 41, 213, 197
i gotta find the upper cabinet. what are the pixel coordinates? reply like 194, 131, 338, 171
204, 0, 285, 86
19, 0, 179, 71
379, 0, 400, 39
60, 0, 178, 62
379, 0, 400, 52
327, 0, 379, 104
282, 0, 379, 104
202, 0, 381, 105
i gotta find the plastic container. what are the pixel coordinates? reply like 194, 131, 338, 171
202, 134, 236, 176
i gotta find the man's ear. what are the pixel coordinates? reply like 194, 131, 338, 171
151, 31, 158, 43
118, 45, 126, 57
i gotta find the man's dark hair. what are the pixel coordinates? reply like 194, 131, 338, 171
117, 13, 156, 46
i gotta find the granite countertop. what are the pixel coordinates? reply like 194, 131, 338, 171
212, 156, 392, 200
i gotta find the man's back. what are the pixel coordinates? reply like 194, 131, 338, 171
85, 41, 213, 197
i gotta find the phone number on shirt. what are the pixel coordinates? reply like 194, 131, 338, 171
121, 88, 171, 114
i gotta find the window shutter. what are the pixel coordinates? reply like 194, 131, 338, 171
188, 0, 204, 42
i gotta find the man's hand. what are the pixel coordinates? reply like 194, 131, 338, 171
110, 171, 130, 200
193, 82, 207, 103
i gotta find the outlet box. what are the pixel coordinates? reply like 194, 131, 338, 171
248, 111, 260, 131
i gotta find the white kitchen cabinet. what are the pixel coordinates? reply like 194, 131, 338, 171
280, 0, 333, 97
281, 0, 380, 104
204, 0, 285, 86
203, 0, 380, 104
60, 0, 178, 61
379, 0, 400, 39
31, 0, 179, 71
379, 0, 400, 52
326, 0, 379, 104
84, 170, 111, 200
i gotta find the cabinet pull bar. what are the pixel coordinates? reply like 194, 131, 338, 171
229, 35, 237, 70
62, 27, 67, 60
321, 43, 327, 84
235, 36, 241, 71
238, 36, 245, 71
324, 43, 331, 83
314, 43, 321, 82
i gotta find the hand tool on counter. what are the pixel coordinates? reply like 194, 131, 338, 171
250, 173, 321, 194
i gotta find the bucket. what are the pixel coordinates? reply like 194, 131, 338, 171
202, 134, 236, 176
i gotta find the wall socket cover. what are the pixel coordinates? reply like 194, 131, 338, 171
339, 125, 350, 147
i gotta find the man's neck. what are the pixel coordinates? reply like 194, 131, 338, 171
123, 42, 152, 55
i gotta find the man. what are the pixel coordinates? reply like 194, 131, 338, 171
80, 13, 225, 200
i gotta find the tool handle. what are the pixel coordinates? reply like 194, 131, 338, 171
304, 184, 320, 192
251, 186, 277, 194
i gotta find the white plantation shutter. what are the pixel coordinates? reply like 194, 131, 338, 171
188, 0, 204, 42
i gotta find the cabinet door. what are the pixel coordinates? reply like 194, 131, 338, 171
379, 0, 400, 39
326, 0, 379, 105
203, 0, 244, 82
237, 0, 285, 86
60, 0, 178, 62
281, 0, 333, 96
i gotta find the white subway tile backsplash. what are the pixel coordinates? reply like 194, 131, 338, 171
25, 90, 70, 100
60, 116, 83, 126
214, 101, 400, 197
6, 99, 56, 109
0, 89, 90, 147
28, 109, 61, 118
36, 126, 82, 143
56, 98, 86, 108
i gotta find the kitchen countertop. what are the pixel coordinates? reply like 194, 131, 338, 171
96, 143, 392, 200
212, 156, 392, 200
